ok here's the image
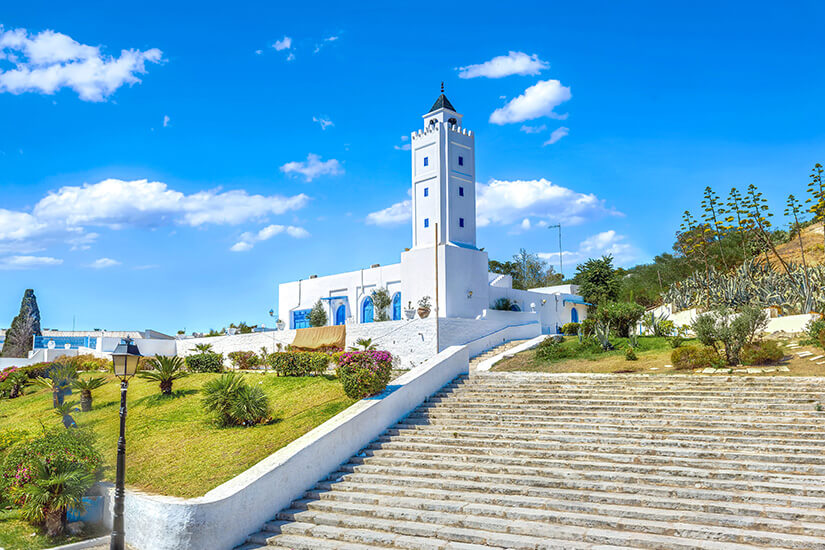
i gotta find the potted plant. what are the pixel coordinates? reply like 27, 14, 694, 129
417, 296, 432, 318
404, 301, 416, 320
276, 319, 286, 331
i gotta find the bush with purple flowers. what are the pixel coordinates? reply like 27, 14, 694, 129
334, 350, 393, 399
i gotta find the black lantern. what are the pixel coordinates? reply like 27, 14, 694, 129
110, 337, 141, 550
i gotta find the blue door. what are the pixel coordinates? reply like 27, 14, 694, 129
362, 297, 374, 323
392, 293, 401, 321
335, 304, 346, 325
571, 307, 579, 323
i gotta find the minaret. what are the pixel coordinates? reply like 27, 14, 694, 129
410, 83, 477, 249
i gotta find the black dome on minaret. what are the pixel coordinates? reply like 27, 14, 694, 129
428, 82, 456, 113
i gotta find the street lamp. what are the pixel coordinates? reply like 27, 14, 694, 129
110, 337, 142, 550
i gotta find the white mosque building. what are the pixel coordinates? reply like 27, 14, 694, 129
277, 90, 588, 334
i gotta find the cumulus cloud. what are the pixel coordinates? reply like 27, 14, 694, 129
489, 80, 571, 125
312, 116, 334, 130
539, 230, 640, 267
0, 255, 62, 270
89, 257, 120, 268
0, 26, 162, 101
366, 199, 412, 226
272, 36, 292, 51
544, 126, 569, 145
230, 224, 309, 252
0, 179, 309, 254
280, 153, 343, 182
457, 51, 548, 79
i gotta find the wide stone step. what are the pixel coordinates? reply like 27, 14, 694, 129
361, 445, 825, 479
285, 494, 825, 547
331, 466, 825, 508
308, 481, 825, 525
434, 386, 825, 397
272, 507, 789, 550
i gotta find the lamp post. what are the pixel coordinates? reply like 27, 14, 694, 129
110, 337, 142, 550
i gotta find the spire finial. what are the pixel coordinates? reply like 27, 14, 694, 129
441, 81, 444, 93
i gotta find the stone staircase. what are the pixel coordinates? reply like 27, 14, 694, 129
468, 339, 531, 369
238, 373, 825, 549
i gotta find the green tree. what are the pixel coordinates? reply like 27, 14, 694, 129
2, 289, 42, 358
572, 255, 620, 307
489, 249, 562, 290
308, 299, 328, 327
371, 288, 392, 322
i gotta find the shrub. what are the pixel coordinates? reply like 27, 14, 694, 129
309, 299, 328, 327
19, 362, 52, 380
201, 373, 271, 427
1, 428, 102, 507
741, 340, 785, 365
625, 347, 638, 361
335, 350, 393, 399
0, 368, 29, 399
580, 318, 596, 337
691, 307, 769, 365
227, 351, 261, 370
803, 317, 825, 347
491, 297, 514, 311
137, 356, 156, 371
138, 356, 189, 395
595, 301, 645, 337
561, 322, 580, 336
535, 337, 569, 361
54, 354, 109, 372
185, 352, 224, 373
269, 351, 329, 376
670, 346, 724, 370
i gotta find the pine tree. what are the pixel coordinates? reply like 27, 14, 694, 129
308, 299, 328, 327
2, 289, 41, 358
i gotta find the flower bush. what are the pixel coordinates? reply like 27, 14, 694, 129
227, 351, 261, 370
334, 350, 393, 399
269, 351, 329, 376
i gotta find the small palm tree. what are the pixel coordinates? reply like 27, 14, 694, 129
194, 343, 214, 354
72, 376, 107, 412
34, 363, 77, 408
137, 355, 188, 395
351, 337, 376, 351
54, 401, 79, 428
13, 458, 94, 537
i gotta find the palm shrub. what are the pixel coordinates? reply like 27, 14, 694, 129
201, 373, 271, 427
34, 363, 78, 408
11, 458, 94, 537
54, 401, 78, 429
194, 343, 214, 353
71, 376, 107, 412
350, 337, 377, 351
138, 355, 188, 395
0, 367, 29, 399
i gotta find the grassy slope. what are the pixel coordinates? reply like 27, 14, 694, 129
0, 372, 354, 498
0, 509, 108, 550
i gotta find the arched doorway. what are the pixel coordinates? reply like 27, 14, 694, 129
392, 292, 401, 320
571, 307, 579, 323
362, 297, 374, 323
509, 303, 522, 312
335, 304, 346, 325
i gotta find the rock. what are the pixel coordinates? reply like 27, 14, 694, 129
67, 521, 85, 535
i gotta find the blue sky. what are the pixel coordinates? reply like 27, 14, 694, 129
1, 1, 824, 334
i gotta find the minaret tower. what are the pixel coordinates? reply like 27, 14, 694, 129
410, 83, 477, 249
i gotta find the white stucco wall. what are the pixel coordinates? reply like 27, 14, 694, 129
103, 345, 470, 550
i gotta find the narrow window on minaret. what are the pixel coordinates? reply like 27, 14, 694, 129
459, 187, 464, 196
424, 218, 429, 228
458, 156, 464, 166
423, 156, 429, 167
459, 218, 465, 228
424, 188, 429, 197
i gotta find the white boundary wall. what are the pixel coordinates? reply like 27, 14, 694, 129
103, 345, 470, 550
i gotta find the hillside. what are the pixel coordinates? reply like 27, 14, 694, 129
772, 223, 825, 267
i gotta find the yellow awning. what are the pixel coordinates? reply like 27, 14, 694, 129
290, 325, 346, 350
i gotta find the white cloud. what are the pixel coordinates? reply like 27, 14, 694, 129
0, 26, 162, 102
89, 257, 120, 268
489, 80, 571, 125
0, 255, 62, 270
254, 49, 263, 55
313, 35, 340, 54
366, 199, 411, 226
520, 124, 546, 134
286, 53, 295, 62
312, 116, 334, 130
280, 153, 343, 182
543, 126, 569, 145
272, 36, 292, 51
539, 230, 640, 267
163, 115, 170, 128
230, 224, 310, 252
394, 135, 411, 151
0, 178, 309, 253
457, 51, 548, 79
477, 178, 619, 227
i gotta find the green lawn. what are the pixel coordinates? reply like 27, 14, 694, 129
0, 509, 107, 550
0, 372, 354, 498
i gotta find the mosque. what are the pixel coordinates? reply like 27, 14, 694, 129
277, 89, 588, 334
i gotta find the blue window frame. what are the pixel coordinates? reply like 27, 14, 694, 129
458, 155, 464, 166
424, 187, 428, 197
292, 309, 311, 329
424, 218, 429, 228
335, 304, 347, 326
459, 186, 464, 196
362, 297, 374, 323
459, 218, 465, 228
392, 292, 401, 321
423, 156, 429, 167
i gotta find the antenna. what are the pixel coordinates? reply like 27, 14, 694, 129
547, 224, 563, 279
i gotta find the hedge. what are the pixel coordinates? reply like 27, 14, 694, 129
185, 352, 224, 373
270, 352, 329, 376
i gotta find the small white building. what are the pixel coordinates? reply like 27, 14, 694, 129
278, 91, 588, 334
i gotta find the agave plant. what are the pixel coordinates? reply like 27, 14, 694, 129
137, 355, 188, 395
72, 376, 107, 412
12, 458, 94, 537
194, 343, 214, 353
594, 322, 613, 351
